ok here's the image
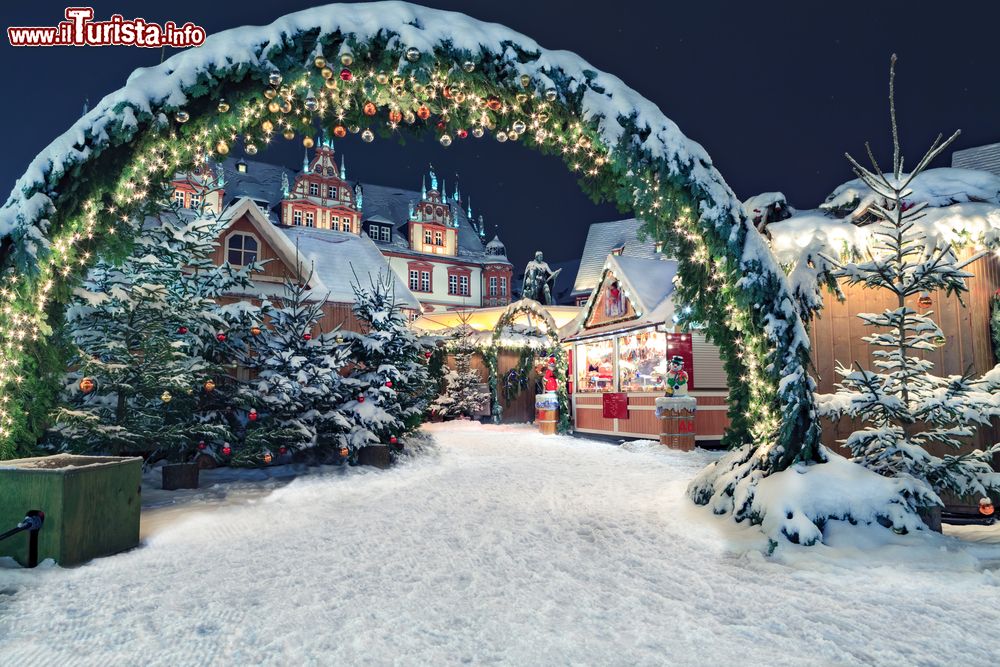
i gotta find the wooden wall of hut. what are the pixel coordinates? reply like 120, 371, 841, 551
444, 350, 539, 423
809, 249, 1000, 457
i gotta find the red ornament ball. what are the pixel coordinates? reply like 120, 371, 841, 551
248, 409, 258, 422
436, 120, 447, 131
363, 101, 377, 116
357, 395, 366, 403
279, 446, 287, 455
389, 436, 398, 445
216, 332, 227, 342
417, 105, 431, 120
385, 380, 393, 388
486, 96, 502, 111
388, 109, 403, 123
303, 332, 312, 341
197, 441, 207, 450
457, 129, 468, 139
177, 326, 188, 335
340, 68, 353, 81
424, 351, 432, 358
222, 444, 232, 456
333, 125, 347, 138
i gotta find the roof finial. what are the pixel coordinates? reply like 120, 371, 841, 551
340, 154, 346, 179
421, 175, 427, 199
81, 98, 89, 117
467, 195, 472, 218
281, 171, 289, 197
453, 175, 461, 203
429, 164, 438, 192
441, 177, 446, 202
302, 148, 310, 172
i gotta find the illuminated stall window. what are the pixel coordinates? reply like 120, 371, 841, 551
576, 339, 616, 393
618, 330, 667, 392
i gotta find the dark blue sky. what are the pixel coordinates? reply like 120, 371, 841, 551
3, 1, 999, 269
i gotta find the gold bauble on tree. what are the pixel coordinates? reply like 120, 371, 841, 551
324, 78, 338, 90
217, 99, 230, 113
303, 136, 315, 148
203, 379, 216, 393
340, 52, 353, 66
161, 391, 172, 404
216, 140, 230, 155
261, 120, 274, 133
280, 100, 292, 114
314, 55, 327, 69
264, 87, 277, 100
268, 71, 282, 86
245, 143, 258, 156
267, 101, 281, 114
282, 128, 295, 140
321, 67, 334, 79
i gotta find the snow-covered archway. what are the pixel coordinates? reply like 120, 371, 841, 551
0, 2, 819, 518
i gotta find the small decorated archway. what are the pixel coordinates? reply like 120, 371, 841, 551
0, 3, 819, 513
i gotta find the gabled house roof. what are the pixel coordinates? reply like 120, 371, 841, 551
572, 218, 660, 296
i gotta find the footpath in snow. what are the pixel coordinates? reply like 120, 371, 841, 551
1, 422, 999, 666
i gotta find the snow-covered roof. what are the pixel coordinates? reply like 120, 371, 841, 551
821, 167, 1000, 217
280, 225, 421, 310
952, 142, 1000, 177
572, 218, 662, 296
564, 254, 677, 340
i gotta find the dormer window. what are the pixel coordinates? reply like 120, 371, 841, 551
236, 161, 247, 173
611, 244, 625, 256
309, 183, 319, 196
380, 226, 390, 242
227, 233, 258, 266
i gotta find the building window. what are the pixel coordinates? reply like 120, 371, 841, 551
305, 211, 315, 227
380, 226, 390, 242
236, 161, 247, 173
424, 229, 433, 245
293, 210, 302, 226
489, 276, 498, 297
309, 183, 319, 196
448, 275, 458, 295
327, 185, 336, 199
500, 276, 507, 296
420, 271, 431, 292
459, 275, 469, 296
190, 192, 201, 209
368, 226, 378, 240
227, 233, 258, 266
173, 190, 185, 207
434, 230, 443, 246
409, 270, 420, 291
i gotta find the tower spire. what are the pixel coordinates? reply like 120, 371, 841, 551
421, 175, 427, 199
340, 154, 346, 179
467, 196, 472, 219
453, 176, 460, 203
302, 148, 310, 172
429, 164, 438, 192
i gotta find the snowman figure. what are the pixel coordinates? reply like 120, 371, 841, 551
665, 355, 689, 396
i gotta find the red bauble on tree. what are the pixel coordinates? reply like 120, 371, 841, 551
424, 351, 432, 358
389, 436, 398, 445
457, 129, 468, 139
279, 446, 287, 455
248, 409, 258, 422
339, 68, 353, 81
385, 380, 393, 388
303, 332, 312, 341
197, 441, 207, 450
357, 395, 366, 403
177, 326, 188, 335
221, 443, 232, 456
216, 332, 227, 342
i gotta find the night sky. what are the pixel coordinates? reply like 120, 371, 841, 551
3, 1, 999, 270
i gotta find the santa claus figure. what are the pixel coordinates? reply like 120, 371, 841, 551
665, 355, 689, 396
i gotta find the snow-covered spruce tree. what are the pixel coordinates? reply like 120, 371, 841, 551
431, 325, 489, 419
817, 55, 1000, 510
251, 270, 353, 463
345, 270, 434, 452
47, 212, 260, 459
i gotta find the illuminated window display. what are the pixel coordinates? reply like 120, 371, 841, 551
618, 331, 667, 392
577, 339, 616, 393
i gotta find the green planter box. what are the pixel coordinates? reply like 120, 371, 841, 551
0, 454, 142, 567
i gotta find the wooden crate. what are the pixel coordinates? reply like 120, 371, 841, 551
0, 455, 142, 567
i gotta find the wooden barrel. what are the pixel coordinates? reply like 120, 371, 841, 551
656, 396, 697, 451
535, 394, 559, 435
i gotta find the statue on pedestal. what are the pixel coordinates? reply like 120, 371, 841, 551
521, 251, 561, 305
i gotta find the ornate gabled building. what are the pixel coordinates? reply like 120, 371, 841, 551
169, 140, 513, 315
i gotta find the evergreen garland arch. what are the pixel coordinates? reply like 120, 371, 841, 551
486, 299, 570, 431
0, 2, 819, 522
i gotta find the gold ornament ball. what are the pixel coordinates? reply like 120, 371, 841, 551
261, 120, 274, 133
413, 83, 425, 95
496, 131, 508, 143
462, 60, 475, 73
264, 87, 277, 100
519, 73, 531, 88
217, 99, 230, 113
508, 131, 519, 141
321, 67, 334, 79
204, 379, 216, 393
439, 134, 453, 147
303, 136, 315, 148
405, 47, 420, 62
282, 128, 295, 140
545, 89, 557, 102
324, 78, 338, 90
340, 52, 354, 66
392, 75, 404, 86
280, 100, 292, 113
404, 111, 416, 124
268, 71, 282, 86
361, 128, 375, 142
216, 140, 230, 155
454, 91, 466, 103
314, 55, 327, 69
376, 72, 389, 85
175, 111, 190, 123
267, 101, 281, 114
161, 391, 172, 404
515, 93, 528, 104
245, 143, 258, 155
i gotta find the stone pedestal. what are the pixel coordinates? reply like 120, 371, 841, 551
656, 396, 697, 451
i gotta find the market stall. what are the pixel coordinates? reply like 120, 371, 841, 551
562, 255, 729, 443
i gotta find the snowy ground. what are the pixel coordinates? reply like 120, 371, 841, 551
2, 422, 1000, 666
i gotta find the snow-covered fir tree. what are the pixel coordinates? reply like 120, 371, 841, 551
345, 270, 434, 451
431, 325, 489, 419
47, 213, 261, 460
817, 56, 1000, 507
251, 269, 353, 462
